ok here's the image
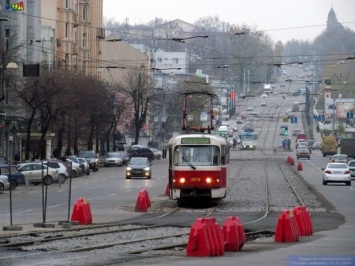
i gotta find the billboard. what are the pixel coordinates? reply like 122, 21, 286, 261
325, 98, 355, 119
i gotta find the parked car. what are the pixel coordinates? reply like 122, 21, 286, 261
331, 154, 349, 164
76, 157, 90, 175
348, 160, 355, 177
0, 175, 10, 194
311, 141, 322, 150
104, 152, 124, 167
78, 150, 99, 172
42, 160, 69, 182
296, 146, 311, 160
66, 157, 84, 177
246, 106, 253, 111
322, 163, 351, 186
150, 148, 162, 160
261, 93, 267, 98
17, 162, 59, 185
126, 157, 152, 179
0, 164, 25, 190
129, 148, 155, 162
260, 102, 267, 107
115, 151, 130, 165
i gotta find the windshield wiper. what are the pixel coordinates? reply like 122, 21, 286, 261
182, 156, 196, 170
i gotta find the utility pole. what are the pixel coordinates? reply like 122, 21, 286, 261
243, 68, 246, 93
247, 69, 250, 93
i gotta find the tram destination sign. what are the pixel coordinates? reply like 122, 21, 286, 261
181, 137, 211, 144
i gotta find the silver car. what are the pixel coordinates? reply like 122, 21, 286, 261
66, 157, 84, 177
17, 162, 59, 185
77, 158, 90, 175
0, 175, 10, 194
322, 163, 351, 186
104, 152, 124, 167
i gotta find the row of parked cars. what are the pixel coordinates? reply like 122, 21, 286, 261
0, 147, 164, 192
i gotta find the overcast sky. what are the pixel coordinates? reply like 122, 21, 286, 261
103, 0, 355, 44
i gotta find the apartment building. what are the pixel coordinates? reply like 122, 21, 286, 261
42, 0, 103, 77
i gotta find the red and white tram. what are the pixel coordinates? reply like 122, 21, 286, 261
167, 133, 230, 201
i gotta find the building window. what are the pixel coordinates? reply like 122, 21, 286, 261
157, 57, 162, 63
173, 58, 179, 64
65, 22, 69, 38
82, 33, 86, 48
82, 5, 87, 21
65, 0, 69, 8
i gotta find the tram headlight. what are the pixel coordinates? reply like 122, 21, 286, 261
179, 177, 186, 184
206, 177, 212, 184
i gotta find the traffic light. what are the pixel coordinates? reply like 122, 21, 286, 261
284, 126, 288, 136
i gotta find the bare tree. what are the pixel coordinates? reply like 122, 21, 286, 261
119, 69, 152, 145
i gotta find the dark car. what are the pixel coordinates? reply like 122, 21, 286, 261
0, 164, 25, 190
116, 151, 130, 165
129, 148, 155, 162
126, 157, 152, 179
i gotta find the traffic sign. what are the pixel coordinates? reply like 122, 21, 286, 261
347, 112, 353, 119
291, 116, 297, 123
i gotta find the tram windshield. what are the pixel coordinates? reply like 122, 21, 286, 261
173, 145, 220, 166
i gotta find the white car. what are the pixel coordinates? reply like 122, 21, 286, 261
260, 102, 267, 107
17, 162, 59, 185
261, 93, 267, 98
322, 163, 351, 186
66, 157, 84, 176
0, 175, 10, 194
246, 106, 253, 111
331, 154, 349, 164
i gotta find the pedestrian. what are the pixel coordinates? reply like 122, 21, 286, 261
14, 152, 20, 163
282, 139, 286, 150
287, 138, 291, 150
233, 138, 237, 149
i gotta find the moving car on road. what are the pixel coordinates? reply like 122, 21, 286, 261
311, 141, 322, 150
322, 163, 351, 186
126, 157, 152, 179
149, 148, 162, 160
104, 152, 124, 167
331, 154, 349, 164
348, 160, 355, 177
296, 146, 311, 160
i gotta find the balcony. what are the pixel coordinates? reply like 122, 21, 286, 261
0, 10, 10, 22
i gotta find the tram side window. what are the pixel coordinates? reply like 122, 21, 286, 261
221, 145, 227, 165
212, 146, 220, 166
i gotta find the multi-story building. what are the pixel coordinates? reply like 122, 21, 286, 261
0, 0, 104, 160
42, 0, 104, 77
0, 0, 42, 160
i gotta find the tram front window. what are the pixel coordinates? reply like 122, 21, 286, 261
173, 145, 220, 166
